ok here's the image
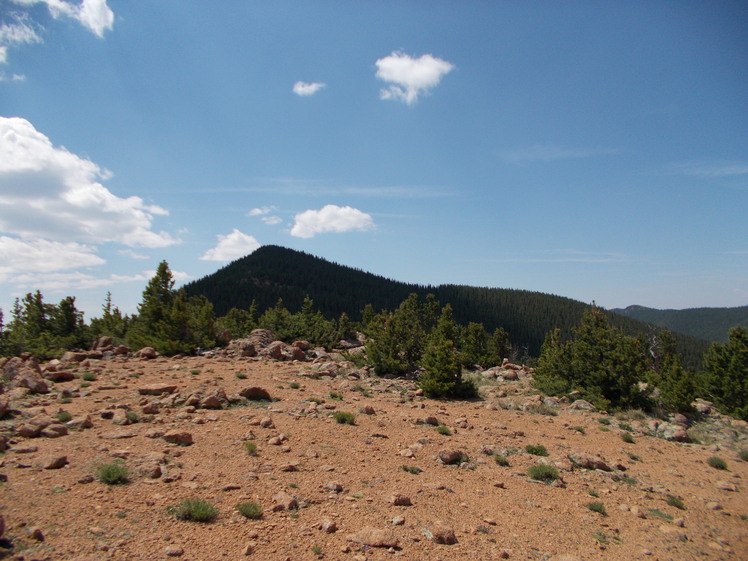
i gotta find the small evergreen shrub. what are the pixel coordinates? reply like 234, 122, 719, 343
235, 372, 247, 380
95, 461, 129, 485
573, 426, 586, 434
527, 464, 559, 482
126, 410, 139, 423
739, 449, 748, 462
81, 372, 97, 381
289, 382, 300, 389
525, 444, 549, 457
333, 411, 356, 425
236, 501, 262, 519
437, 425, 452, 436
707, 456, 728, 470
401, 465, 422, 475
587, 502, 607, 516
529, 404, 558, 416
169, 498, 218, 522
329, 391, 343, 401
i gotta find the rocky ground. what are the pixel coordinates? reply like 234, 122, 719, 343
1, 335, 747, 561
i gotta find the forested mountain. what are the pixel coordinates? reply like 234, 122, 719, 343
183, 245, 710, 368
612, 305, 748, 343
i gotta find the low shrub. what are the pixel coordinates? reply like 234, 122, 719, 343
707, 456, 728, 470
333, 411, 356, 425
236, 501, 262, 519
666, 495, 686, 510
244, 441, 258, 456
527, 464, 559, 482
168, 498, 218, 522
401, 465, 422, 475
437, 425, 452, 436
95, 461, 129, 485
55, 411, 73, 423
739, 449, 748, 462
525, 444, 548, 457
621, 432, 635, 444
494, 454, 510, 467
587, 501, 607, 516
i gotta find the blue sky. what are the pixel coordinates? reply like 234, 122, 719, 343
1, 0, 747, 320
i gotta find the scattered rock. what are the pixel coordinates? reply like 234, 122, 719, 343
240, 386, 272, 401
136, 347, 159, 359
347, 527, 399, 548
137, 383, 177, 395
567, 452, 611, 471
163, 430, 193, 446
164, 545, 184, 556
427, 522, 458, 545
271, 491, 298, 512
39, 455, 68, 469
438, 449, 466, 465
390, 493, 412, 506
320, 519, 338, 533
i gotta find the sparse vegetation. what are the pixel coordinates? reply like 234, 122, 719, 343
81, 371, 97, 381
587, 502, 607, 516
236, 501, 262, 519
244, 441, 258, 456
525, 444, 548, 456
126, 410, 139, 423
666, 495, 686, 510
573, 426, 586, 434
235, 372, 247, 379
401, 465, 422, 475
437, 425, 452, 436
649, 509, 674, 521
289, 381, 300, 389
329, 391, 343, 401
707, 456, 728, 470
494, 454, 510, 467
55, 411, 73, 423
528, 403, 558, 416
740, 449, 748, 462
95, 461, 129, 485
168, 498, 218, 522
527, 464, 559, 482
621, 432, 635, 444
333, 411, 356, 425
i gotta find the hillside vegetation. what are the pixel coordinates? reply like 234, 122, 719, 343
613, 304, 748, 343
184, 245, 709, 369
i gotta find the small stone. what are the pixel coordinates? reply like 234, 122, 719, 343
717, 481, 738, 492
320, 519, 338, 533
164, 545, 184, 556
362, 405, 376, 415
271, 491, 298, 512
390, 493, 412, 506
242, 542, 256, 555
429, 522, 457, 545
347, 527, 399, 548
706, 501, 723, 511
40, 455, 68, 470
392, 516, 405, 526
138, 383, 176, 395
27, 526, 45, 541
325, 481, 343, 493
163, 430, 193, 446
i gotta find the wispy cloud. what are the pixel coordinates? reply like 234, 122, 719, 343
221, 178, 453, 199
293, 81, 326, 96
12, 0, 114, 38
290, 205, 374, 239
500, 145, 619, 164
665, 162, 748, 178
375, 51, 454, 106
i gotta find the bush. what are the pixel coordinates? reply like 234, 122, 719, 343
587, 502, 607, 516
169, 498, 218, 522
494, 454, 510, 467
525, 444, 548, 457
707, 456, 728, 470
244, 441, 258, 456
333, 411, 356, 425
527, 464, 559, 482
621, 432, 635, 444
436, 425, 451, 436
740, 449, 748, 462
236, 501, 262, 519
55, 411, 73, 423
81, 372, 97, 382
401, 465, 422, 475
95, 461, 129, 485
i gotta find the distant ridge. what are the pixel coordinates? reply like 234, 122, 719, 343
184, 245, 710, 368
612, 304, 748, 343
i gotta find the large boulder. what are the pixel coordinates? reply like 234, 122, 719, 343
2, 357, 49, 394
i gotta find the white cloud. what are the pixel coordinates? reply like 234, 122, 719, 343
290, 205, 374, 239
12, 0, 114, 38
0, 117, 178, 249
501, 145, 619, 164
118, 248, 149, 260
0, 236, 104, 282
9, 270, 150, 292
248, 206, 275, 216
200, 229, 261, 262
666, 162, 748, 178
293, 81, 326, 96
261, 215, 282, 225
375, 51, 454, 105
0, 17, 43, 66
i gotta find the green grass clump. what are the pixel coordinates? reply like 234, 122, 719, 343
401, 465, 422, 475
190, 369, 201, 375
81, 372, 97, 382
740, 449, 748, 462
598, 417, 611, 425
169, 498, 218, 522
621, 432, 635, 444
587, 502, 607, 516
289, 382, 300, 389
329, 391, 343, 401
494, 454, 510, 467
437, 425, 452, 436
707, 456, 728, 470
649, 509, 673, 521
244, 441, 258, 456
666, 495, 686, 510
573, 426, 586, 434
95, 461, 129, 485
529, 404, 558, 416
333, 411, 356, 425
525, 444, 549, 456
235, 372, 248, 380
527, 464, 559, 483
236, 501, 263, 519
55, 411, 73, 423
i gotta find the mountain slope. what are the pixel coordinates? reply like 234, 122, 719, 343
612, 305, 748, 343
183, 245, 710, 368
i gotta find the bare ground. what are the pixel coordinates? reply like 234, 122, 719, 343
1, 354, 747, 561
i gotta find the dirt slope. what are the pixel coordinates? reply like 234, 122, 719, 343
1, 354, 746, 561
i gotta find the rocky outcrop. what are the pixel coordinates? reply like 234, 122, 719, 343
2, 357, 49, 394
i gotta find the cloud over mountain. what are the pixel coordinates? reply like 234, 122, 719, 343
290, 205, 374, 238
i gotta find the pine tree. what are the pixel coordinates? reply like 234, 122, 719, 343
700, 327, 748, 420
